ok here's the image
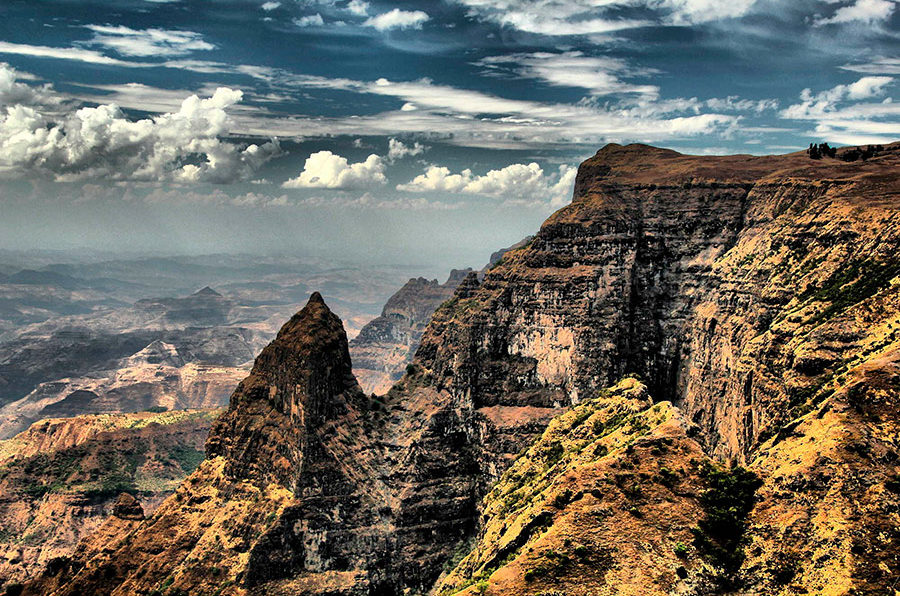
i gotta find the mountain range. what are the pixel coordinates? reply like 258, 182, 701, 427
5, 142, 900, 595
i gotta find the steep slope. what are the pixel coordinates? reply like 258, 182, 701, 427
27, 143, 900, 596
435, 378, 764, 596
0, 409, 218, 587
350, 269, 471, 394
23, 293, 378, 595
416, 142, 900, 460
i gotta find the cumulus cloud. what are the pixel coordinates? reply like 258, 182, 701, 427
398, 162, 577, 207
282, 151, 387, 189
346, 0, 370, 16
0, 65, 279, 182
364, 9, 430, 31
0, 63, 55, 107
664, 0, 758, 24
82, 25, 215, 57
261, 2, 281, 10
387, 137, 427, 161
782, 76, 894, 118
815, 0, 897, 25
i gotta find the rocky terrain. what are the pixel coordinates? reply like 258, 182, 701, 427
349, 269, 471, 394
0, 408, 220, 588
0, 257, 421, 438
17, 143, 900, 596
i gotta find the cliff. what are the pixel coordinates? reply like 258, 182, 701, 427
349, 269, 471, 394
0, 409, 218, 587
24, 143, 900, 595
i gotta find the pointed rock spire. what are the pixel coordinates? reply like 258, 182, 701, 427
205, 290, 360, 489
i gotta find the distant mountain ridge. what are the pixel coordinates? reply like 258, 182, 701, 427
349, 269, 471, 394
21, 143, 900, 596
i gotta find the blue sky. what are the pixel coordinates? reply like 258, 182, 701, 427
0, 0, 897, 270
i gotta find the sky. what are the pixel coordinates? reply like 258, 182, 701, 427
0, 0, 897, 273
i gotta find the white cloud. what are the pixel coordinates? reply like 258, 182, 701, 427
780, 76, 899, 145
364, 9, 430, 30
0, 63, 55, 107
346, 0, 370, 16
846, 76, 894, 99
387, 137, 427, 161
452, 0, 758, 35
295, 14, 326, 27
398, 162, 577, 207
842, 57, 900, 75
782, 76, 894, 118
82, 25, 214, 57
0, 41, 139, 67
477, 51, 659, 98
815, 0, 897, 25
0, 66, 279, 182
261, 75, 740, 148
261, 2, 281, 10
0, 42, 280, 83
397, 165, 472, 193
282, 151, 386, 189
664, 0, 758, 24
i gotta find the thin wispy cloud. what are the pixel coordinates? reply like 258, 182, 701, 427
82, 25, 215, 57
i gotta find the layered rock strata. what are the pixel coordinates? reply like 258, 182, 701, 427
349, 269, 471, 394
24, 143, 900, 595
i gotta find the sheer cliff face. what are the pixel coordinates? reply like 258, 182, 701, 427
417, 143, 900, 460
28, 144, 900, 596
349, 269, 470, 395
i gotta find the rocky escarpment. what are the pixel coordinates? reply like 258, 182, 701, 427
0, 409, 218, 587
349, 269, 470, 394
26, 143, 900, 595
417, 142, 900, 461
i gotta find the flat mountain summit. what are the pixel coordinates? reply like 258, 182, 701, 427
21, 143, 900, 596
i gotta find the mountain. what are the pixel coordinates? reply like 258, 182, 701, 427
481, 236, 533, 276
349, 269, 471, 394
0, 409, 219, 587
21, 142, 900, 595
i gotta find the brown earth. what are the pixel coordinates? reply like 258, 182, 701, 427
0, 409, 218, 588
20, 142, 900, 596
349, 269, 470, 395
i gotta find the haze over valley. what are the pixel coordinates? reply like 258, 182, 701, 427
0, 0, 898, 594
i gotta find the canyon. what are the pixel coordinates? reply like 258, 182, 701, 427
11, 142, 900, 595
349, 269, 471, 394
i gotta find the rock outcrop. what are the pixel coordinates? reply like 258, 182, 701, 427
0, 409, 218, 586
349, 269, 470, 394
24, 143, 900, 596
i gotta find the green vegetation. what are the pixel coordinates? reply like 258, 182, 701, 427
801, 259, 900, 324
691, 463, 762, 589
83, 472, 135, 499
170, 446, 205, 473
